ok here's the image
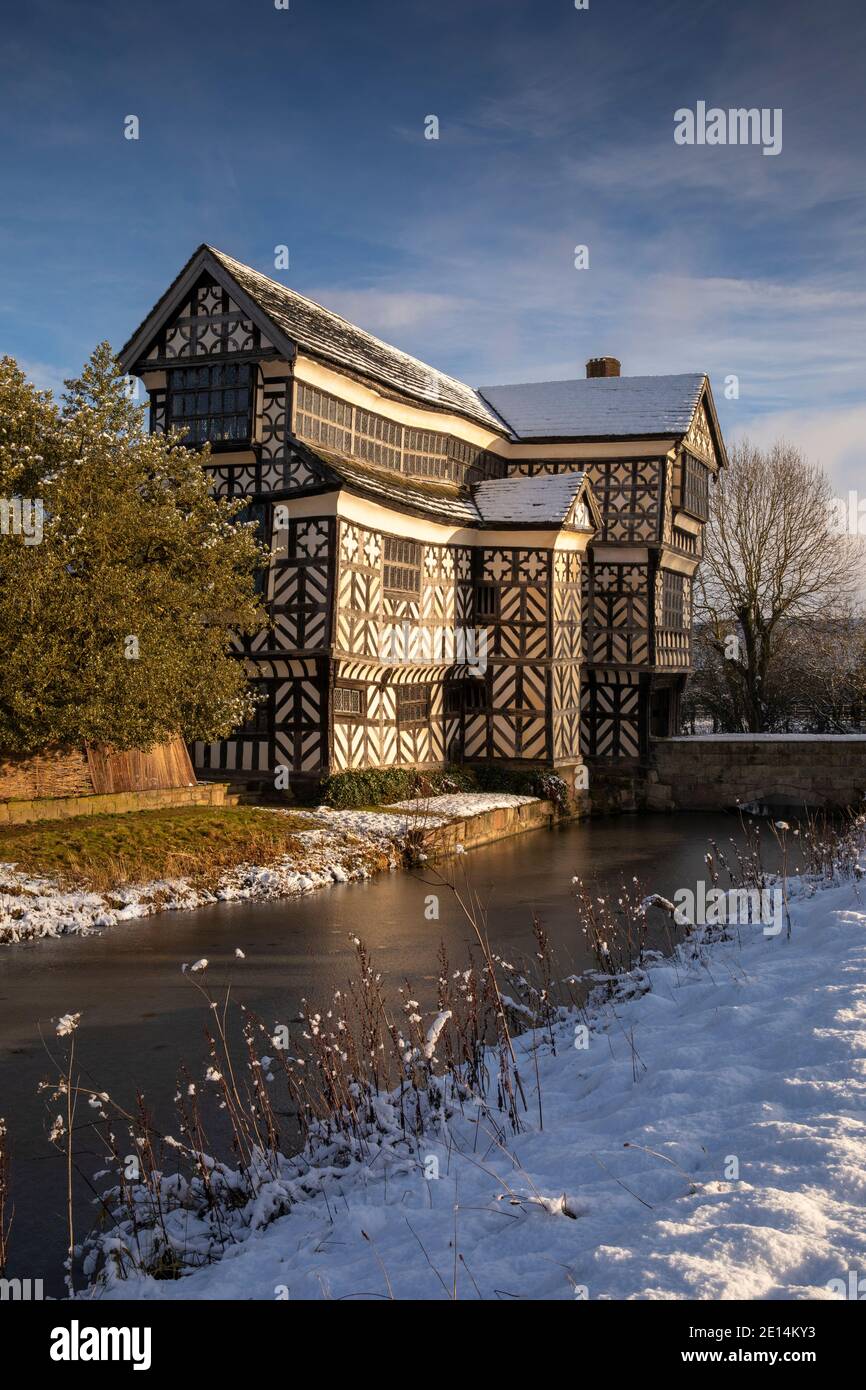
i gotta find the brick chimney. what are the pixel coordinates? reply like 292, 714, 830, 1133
586, 356, 621, 378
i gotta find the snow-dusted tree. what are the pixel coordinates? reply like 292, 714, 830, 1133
0, 344, 268, 753
693, 440, 865, 732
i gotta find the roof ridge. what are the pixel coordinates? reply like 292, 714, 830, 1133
207, 245, 488, 402
479, 371, 706, 391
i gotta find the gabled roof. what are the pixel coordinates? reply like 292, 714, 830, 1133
471, 472, 598, 530
476, 374, 707, 441
121, 246, 726, 464
120, 244, 503, 433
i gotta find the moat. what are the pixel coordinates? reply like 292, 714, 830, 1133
0, 810, 783, 1294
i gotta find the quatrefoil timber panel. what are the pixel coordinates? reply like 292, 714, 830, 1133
268, 517, 334, 653
582, 561, 650, 666
585, 459, 661, 542
153, 276, 275, 361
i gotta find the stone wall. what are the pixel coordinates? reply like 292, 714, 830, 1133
650, 736, 866, 812
425, 799, 556, 858
0, 782, 237, 826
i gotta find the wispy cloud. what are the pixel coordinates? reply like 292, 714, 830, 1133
1, 0, 863, 477
732, 404, 866, 494
16, 359, 70, 397
302, 287, 464, 337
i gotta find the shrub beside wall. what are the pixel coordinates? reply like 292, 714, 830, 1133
318, 764, 571, 812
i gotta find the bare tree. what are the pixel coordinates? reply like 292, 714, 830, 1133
694, 440, 864, 732
781, 610, 866, 731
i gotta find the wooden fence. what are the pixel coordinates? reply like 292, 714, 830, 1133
0, 739, 196, 802
86, 739, 195, 794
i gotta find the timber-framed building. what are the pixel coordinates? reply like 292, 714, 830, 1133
121, 245, 727, 793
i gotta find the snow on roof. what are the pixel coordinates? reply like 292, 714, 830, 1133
477, 373, 706, 440
122, 246, 714, 446
206, 248, 503, 432
307, 443, 595, 530
311, 446, 481, 524
471, 472, 590, 526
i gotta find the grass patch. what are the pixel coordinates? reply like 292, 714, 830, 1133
0, 806, 313, 893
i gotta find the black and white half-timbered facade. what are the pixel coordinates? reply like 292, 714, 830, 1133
120, 246, 727, 791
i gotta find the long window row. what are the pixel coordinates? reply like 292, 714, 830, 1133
332, 681, 488, 726
294, 382, 505, 482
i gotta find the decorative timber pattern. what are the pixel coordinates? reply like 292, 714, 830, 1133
583, 562, 650, 666
510, 460, 584, 476
123, 248, 724, 782
578, 451, 701, 761
145, 274, 275, 363
684, 399, 717, 467
332, 518, 472, 770
471, 548, 551, 764
583, 459, 662, 543
551, 551, 583, 762
655, 569, 693, 670
581, 671, 641, 760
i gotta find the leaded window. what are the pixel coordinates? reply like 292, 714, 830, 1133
333, 685, 365, 716
474, 584, 500, 621
680, 454, 709, 521
295, 382, 352, 453
396, 684, 431, 726
661, 570, 685, 629
354, 409, 402, 470
445, 681, 487, 715
672, 526, 698, 556
404, 427, 455, 480
383, 537, 422, 598
168, 363, 253, 445
445, 684, 462, 716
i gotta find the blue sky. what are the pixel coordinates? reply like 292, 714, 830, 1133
2, 0, 865, 486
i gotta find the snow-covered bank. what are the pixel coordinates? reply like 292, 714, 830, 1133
0, 794, 538, 943
86, 867, 866, 1302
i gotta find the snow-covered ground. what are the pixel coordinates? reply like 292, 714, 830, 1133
306, 791, 535, 839
87, 866, 866, 1302
0, 794, 538, 943
389, 791, 537, 817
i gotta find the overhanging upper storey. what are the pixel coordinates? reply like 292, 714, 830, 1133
300, 444, 601, 535
119, 245, 727, 513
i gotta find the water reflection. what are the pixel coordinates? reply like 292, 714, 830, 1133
0, 810, 781, 1292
